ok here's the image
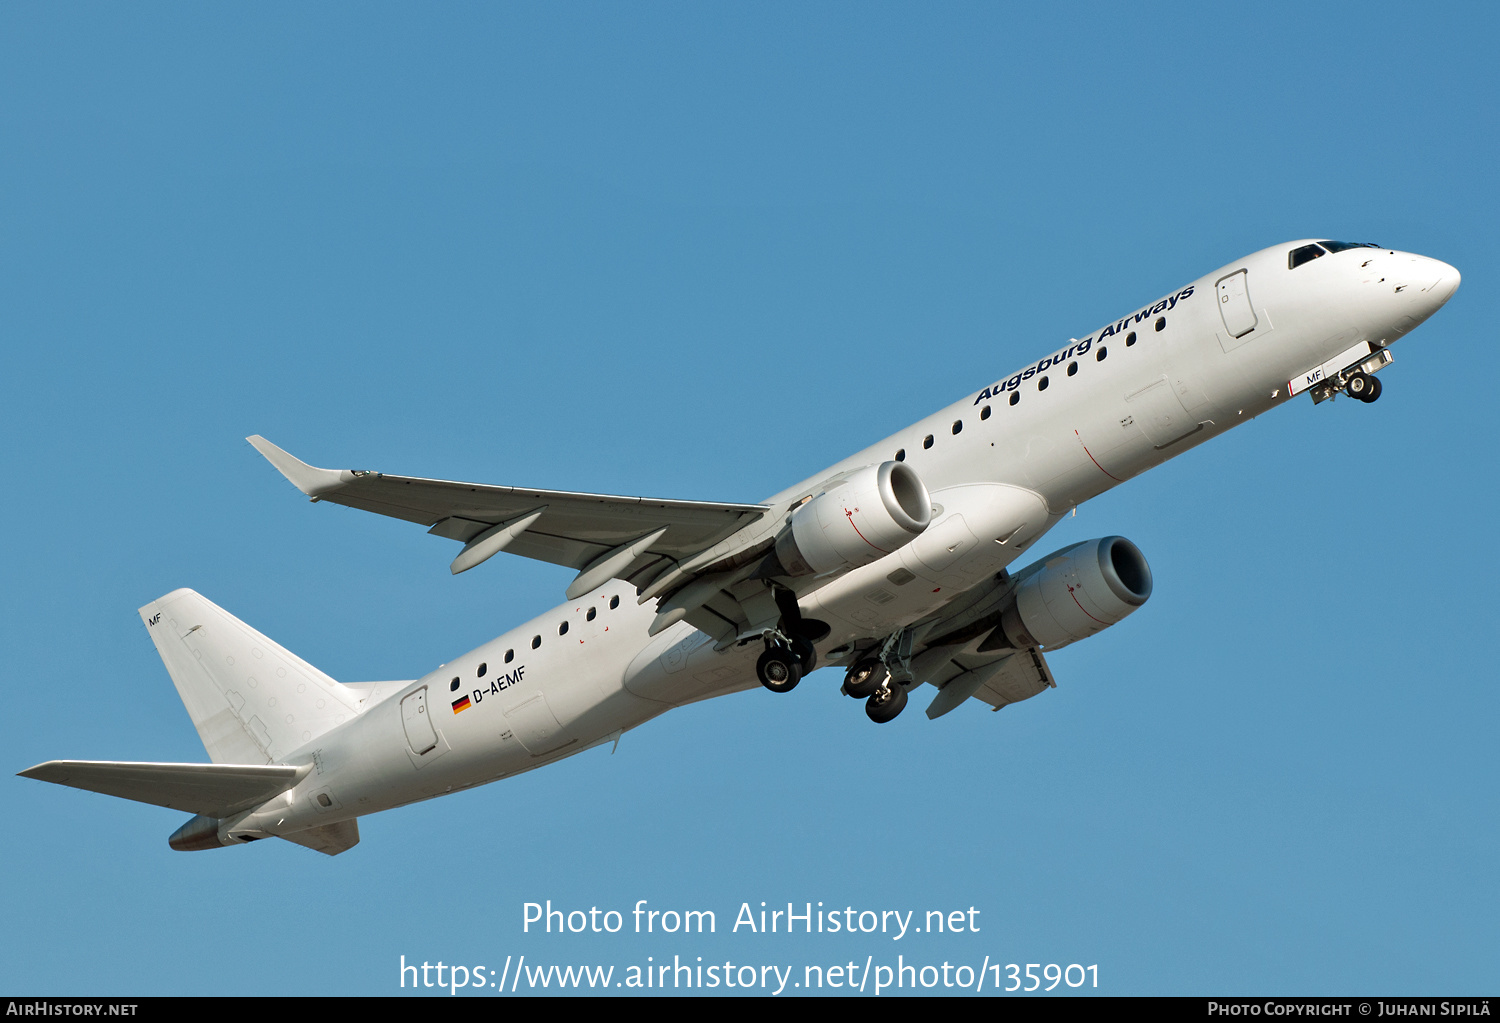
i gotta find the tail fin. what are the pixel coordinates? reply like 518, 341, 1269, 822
139, 589, 360, 764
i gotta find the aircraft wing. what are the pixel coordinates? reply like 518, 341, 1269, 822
247, 436, 772, 599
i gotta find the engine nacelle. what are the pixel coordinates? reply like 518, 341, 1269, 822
999, 536, 1153, 651
773, 461, 931, 577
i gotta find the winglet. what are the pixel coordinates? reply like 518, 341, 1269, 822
246, 435, 355, 497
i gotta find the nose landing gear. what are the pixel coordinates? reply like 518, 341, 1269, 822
1345, 372, 1382, 403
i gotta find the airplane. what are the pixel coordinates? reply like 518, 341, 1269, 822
21, 239, 1460, 856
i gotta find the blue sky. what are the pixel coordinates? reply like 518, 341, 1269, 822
3, 3, 1495, 996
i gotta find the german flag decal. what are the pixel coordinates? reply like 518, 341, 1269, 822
451, 695, 472, 714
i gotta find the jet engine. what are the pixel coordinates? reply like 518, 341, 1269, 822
997, 536, 1153, 651
771, 461, 931, 577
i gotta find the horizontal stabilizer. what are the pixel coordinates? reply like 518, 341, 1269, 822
19, 761, 306, 819
279, 818, 360, 857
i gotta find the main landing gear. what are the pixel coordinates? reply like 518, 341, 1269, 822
1345, 371, 1382, 403
755, 634, 816, 694
842, 658, 910, 724
758, 634, 911, 723
754, 588, 823, 694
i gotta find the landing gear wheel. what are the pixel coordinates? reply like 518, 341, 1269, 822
790, 635, 817, 675
1360, 375, 1382, 403
1346, 372, 1374, 401
865, 681, 909, 723
843, 659, 887, 699
757, 644, 802, 693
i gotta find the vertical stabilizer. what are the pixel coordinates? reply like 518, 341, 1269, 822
139, 589, 360, 764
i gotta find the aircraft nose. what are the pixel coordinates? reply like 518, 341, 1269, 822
1425, 259, 1461, 308
1375, 252, 1459, 340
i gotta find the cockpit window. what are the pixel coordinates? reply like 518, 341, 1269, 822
1319, 240, 1379, 253
1289, 244, 1326, 269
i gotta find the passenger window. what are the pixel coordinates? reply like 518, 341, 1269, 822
1067, 361, 1078, 376
1038, 376, 1049, 391
587, 607, 596, 621
531, 636, 541, 649
1289, 244, 1326, 269
923, 435, 934, 449
610, 595, 620, 610
450, 677, 460, 691
1155, 317, 1166, 332
559, 621, 569, 636
979, 406, 991, 420
1125, 331, 1136, 347
1097, 346, 1108, 361
951, 420, 962, 435
505, 649, 514, 663
895, 448, 906, 461
1009, 392, 1020, 406
478, 663, 486, 678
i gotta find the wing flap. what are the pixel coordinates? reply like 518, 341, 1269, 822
973, 647, 1055, 710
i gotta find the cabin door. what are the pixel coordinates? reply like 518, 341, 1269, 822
1216, 270, 1258, 338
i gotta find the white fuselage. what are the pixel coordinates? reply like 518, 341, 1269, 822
231, 240, 1459, 841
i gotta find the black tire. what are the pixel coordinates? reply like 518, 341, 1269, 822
1361, 375, 1382, 403
865, 681, 908, 723
1346, 372, 1372, 400
790, 635, 817, 675
843, 659, 887, 699
757, 646, 801, 693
